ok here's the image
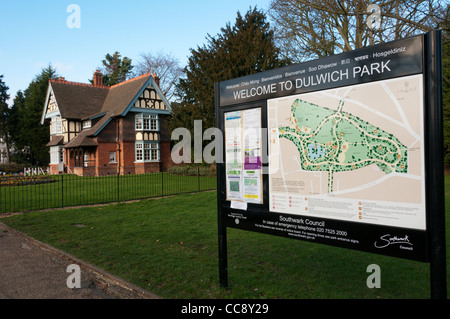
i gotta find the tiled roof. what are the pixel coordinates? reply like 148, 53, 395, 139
63, 129, 98, 148
50, 81, 109, 119
46, 135, 64, 147
50, 74, 153, 119
63, 115, 111, 148
100, 74, 151, 116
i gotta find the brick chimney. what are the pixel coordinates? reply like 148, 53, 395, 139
153, 73, 160, 88
93, 70, 103, 86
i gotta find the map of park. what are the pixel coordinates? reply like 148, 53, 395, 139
278, 98, 408, 193
268, 74, 426, 207
267, 73, 425, 229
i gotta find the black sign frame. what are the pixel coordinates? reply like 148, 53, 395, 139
215, 31, 446, 298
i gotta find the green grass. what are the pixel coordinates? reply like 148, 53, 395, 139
2, 182, 449, 298
0, 172, 216, 213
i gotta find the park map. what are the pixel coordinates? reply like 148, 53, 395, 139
278, 97, 408, 193
268, 74, 426, 230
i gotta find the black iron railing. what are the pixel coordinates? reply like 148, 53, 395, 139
0, 168, 216, 214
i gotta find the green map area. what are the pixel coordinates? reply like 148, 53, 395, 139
279, 99, 408, 193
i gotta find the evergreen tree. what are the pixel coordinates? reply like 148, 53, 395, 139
171, 7, 289, 133
0, 75, 11, 162
98, 51, 133, 86
17, 65, 57, 165
9, 90, 25, 163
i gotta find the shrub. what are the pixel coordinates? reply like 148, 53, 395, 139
167, 164, 216, 177
0, 163, 27, 175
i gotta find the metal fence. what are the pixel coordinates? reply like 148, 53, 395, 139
0, 168, 217, 214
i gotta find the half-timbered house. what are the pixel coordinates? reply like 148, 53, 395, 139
41, 71, 173, 176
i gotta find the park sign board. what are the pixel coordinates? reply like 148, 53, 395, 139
215, 31, 445, 294
219, 36, 422, 107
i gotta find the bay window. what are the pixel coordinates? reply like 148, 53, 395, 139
50, 146, 64, 164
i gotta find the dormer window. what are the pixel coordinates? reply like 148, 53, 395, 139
82, 120, 92, 129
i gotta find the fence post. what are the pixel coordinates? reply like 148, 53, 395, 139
117, 173, 120, 203
161, 171, 164, 197
61, 174, 64, 209
198, 167, 200, 192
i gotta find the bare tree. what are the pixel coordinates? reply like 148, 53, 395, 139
269, 0, 448, 63
135, 51, 184, 102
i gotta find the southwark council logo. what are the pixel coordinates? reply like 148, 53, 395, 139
374, 234, 413, 251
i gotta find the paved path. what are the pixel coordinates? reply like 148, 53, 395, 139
0, 222, 160, 299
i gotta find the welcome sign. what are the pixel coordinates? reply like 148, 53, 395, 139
220, 35, 422, 106
215, 31, 445, 297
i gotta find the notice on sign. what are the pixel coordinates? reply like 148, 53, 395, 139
268, 74, 426, 230
225, 108, 263, 204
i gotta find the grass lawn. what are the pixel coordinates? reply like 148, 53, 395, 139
2, 182, 449, 299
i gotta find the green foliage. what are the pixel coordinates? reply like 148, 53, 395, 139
0, 75, 10, 113
0, 75, 11, 161
12, 65, 57, 165
8, 91, 24, 162
167, 164, 216, 177
170, 7, 290, 134
99, 51, 133, 86
0, 163, 27, 174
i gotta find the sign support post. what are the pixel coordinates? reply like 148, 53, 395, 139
425, 30, 446, 299
216, 83, 228, 288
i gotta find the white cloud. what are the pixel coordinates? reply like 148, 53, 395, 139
53, 61, 75, 74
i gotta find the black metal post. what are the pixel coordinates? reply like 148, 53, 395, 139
425, 30, 446, 299
218, 223, 228, 288
61, 174, 64, 209
215, 82, 228, 288
117, 172, 120, 203
217, 164, 228, 288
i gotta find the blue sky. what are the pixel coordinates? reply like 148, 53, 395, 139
0, 0, 271, 105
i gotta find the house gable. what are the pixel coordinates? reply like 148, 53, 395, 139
122, 76, 172, 116
42, 79, 108, 123
47, 90, 59, 115
90, 74, 171, 137
131, 82, 169, 111
41, 85, 61, 124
